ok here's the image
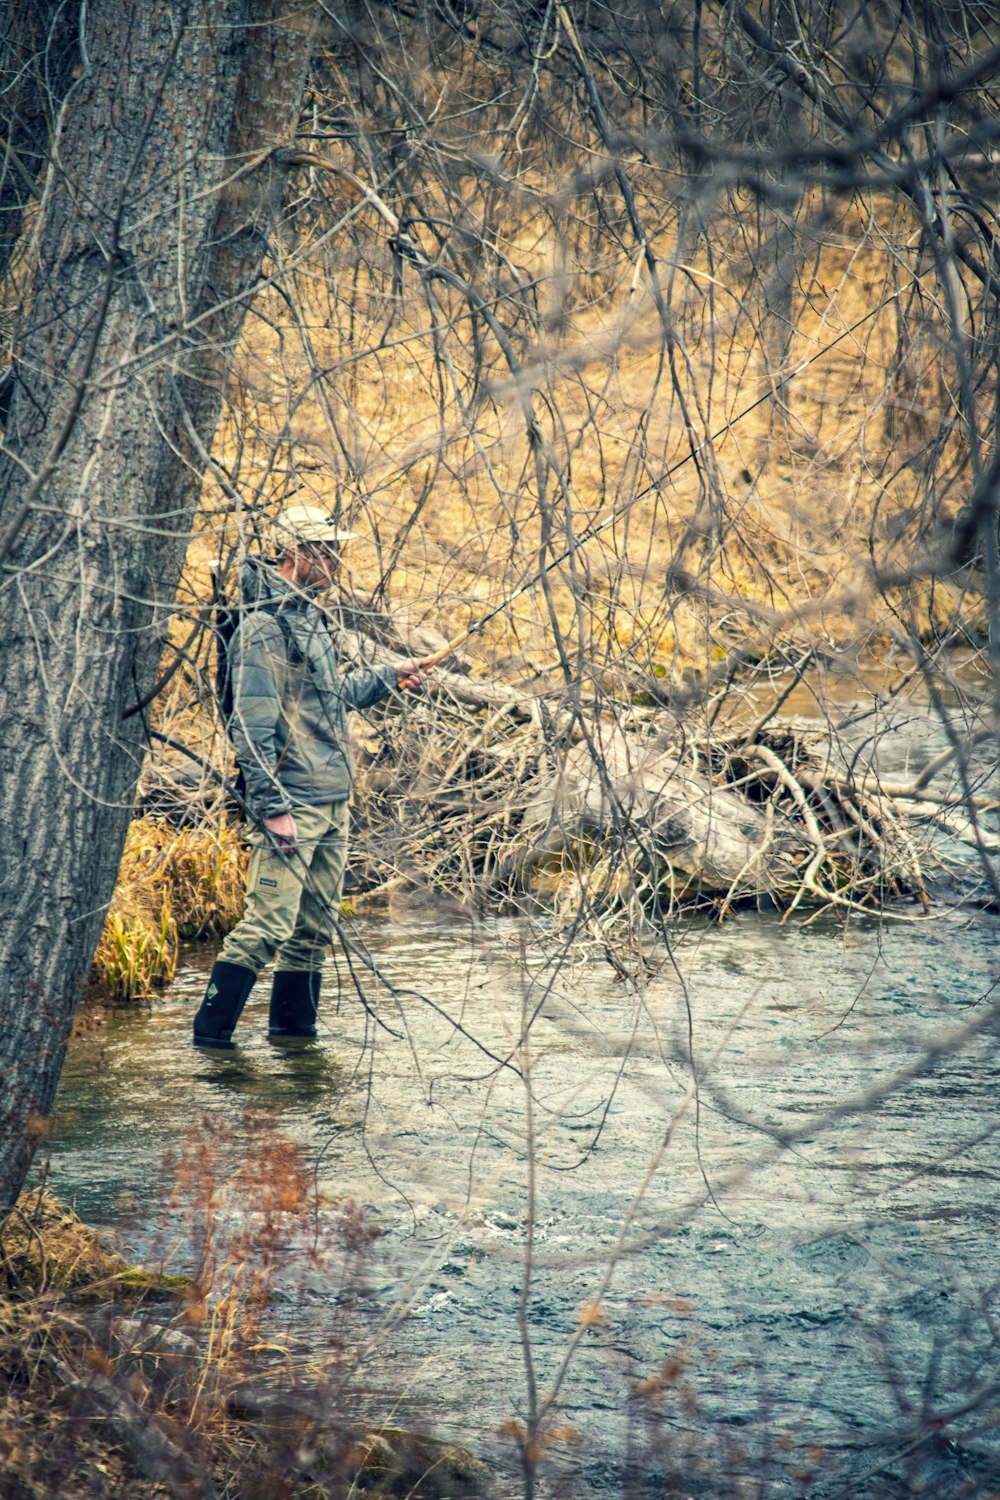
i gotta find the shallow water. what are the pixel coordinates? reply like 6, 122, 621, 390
50, 891, 1000, 1498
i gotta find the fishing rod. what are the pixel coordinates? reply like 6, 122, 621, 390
418, 279, 916, 670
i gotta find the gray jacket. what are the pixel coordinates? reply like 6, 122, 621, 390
228, 563, 396, 819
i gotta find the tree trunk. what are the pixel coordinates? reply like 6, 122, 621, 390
0, 3, 80, 288
756, 0, 803, 387
0, 0, 314, 1208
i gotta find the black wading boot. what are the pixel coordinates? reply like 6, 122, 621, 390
193, 961, 257, 1049
268, 970, 320, 1039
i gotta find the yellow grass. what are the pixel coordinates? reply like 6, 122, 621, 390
0, 1189, 189, 1296
91, 820, 247, 1004
182, 205, 982, 694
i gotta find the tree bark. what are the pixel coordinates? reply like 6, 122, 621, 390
0, 2, 80, 288
0, 0, 315, 1208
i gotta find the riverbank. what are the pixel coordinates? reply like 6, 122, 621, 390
0, 1188, 489, 1499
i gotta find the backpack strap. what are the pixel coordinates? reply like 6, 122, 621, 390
269, 607, 305, 670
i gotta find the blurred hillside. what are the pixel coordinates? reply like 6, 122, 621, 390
155, 1, 997, 739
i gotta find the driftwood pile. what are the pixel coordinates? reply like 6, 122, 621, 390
350, 690, 939, 923
137, 604, 992, 927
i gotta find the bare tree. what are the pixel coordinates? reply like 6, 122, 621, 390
0, 0, 315, 1206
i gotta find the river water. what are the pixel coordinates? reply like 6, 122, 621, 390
51, 894, 1000, 1498
47, 661, 1000, 1498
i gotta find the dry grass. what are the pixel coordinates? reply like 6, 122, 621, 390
91, 820, 247, 1004
0, 1138, 488, 1500
0, 1189, 178, 1295
178, 216, 986, 721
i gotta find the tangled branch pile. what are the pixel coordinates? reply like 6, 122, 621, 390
349, 680, 944, 929
134, 584, 993, 952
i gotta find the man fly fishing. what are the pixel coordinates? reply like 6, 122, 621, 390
192, 501, 433, 1048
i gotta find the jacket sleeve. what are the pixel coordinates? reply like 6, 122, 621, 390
341, 661, 397, 712
228, 614, 295, 820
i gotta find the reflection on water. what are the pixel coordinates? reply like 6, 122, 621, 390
49, 896, 1000, 1497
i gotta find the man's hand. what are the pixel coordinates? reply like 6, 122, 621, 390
396, 657, 434, 692
265, 812, 298, 855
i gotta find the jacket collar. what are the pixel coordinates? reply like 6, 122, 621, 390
238, 558, 316, 613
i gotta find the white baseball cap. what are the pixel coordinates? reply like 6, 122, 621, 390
277, 502, 355, 546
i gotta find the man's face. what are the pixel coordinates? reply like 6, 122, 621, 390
294, 541, 342, 590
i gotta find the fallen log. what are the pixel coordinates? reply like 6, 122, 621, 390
513, 722, 805, 903
45, 1352, 212, 1497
